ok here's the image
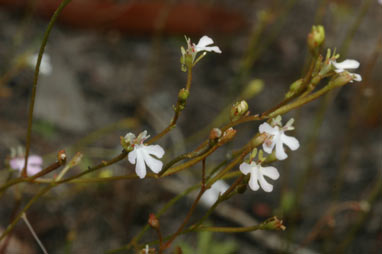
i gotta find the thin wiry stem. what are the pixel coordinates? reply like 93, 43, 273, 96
22, 0, 73, 177
0, 185, 54, 241
21, 213, 49, 254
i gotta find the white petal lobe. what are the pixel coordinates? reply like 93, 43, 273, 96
281, 134, 300, 150
259, 122, 275, 134
239, 162, 252, 175
262, 166, 280, 180
144, 145, 165, 158
135, 149, 147, 179
259, 174, 273, 192
196, 36, 214, 48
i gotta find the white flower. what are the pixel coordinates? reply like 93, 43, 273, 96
125, 131, 165, 179
331, 59, 362, 82
27, 53, 52, 75
240, 161, 279, 192
181, 35, 221, 68
200, 180, 229, 207
10, 155, 43, 176
193, 36, 222, 54
259, 117, 300, 160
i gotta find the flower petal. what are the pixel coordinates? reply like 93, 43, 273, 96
144, 144, 165, 158
128, 149, 137, 164
261, 166, 280, 180
334, 59, 360, 70
259, 122, 275, 134
275, 139, 288, 160
212, 180, 229, 193
281, 134, 300, 151
29, 155, 43, 165
352, 73, 362, 82
28, 165, 42, 176
248, 173, 260, 191
135, 149, 147, 179
10, 158, 24, 171
196, 35, 214, 48
203, 46, 222, 53
258, 174, 273, 192
142, 150, 163, 174
239, 162, 252, 175
262, 142, 275, 154
201, 180, 229, 206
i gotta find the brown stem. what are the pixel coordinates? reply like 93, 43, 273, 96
161, 185, 206, 251
56, 150, 128, 184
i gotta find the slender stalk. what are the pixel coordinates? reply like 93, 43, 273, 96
56, 150, 128, 184
22, 0, 73, 177
161, 144, 221, 177
195, 224, 266, 233
21, 213, 49, 254
148, 67, 192, 145
0, 185, 54, 241
161, 187, 206, 251
0, 160, 64, 195
268, 82, 334, 118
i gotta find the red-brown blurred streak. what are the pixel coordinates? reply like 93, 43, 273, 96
0, 0, 247, 35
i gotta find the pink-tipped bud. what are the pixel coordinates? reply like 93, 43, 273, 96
148, 213, 160, 229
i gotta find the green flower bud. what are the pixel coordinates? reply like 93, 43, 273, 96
307, 25, 325, 52
285, 79, 303, 98
242, 79, 264, 99
178, 88, 189, 102
263, 216, 286, 231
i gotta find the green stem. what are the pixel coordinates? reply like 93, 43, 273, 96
22, 0, 72, 177
268, 82, 334, 118
148, 67, 192, 145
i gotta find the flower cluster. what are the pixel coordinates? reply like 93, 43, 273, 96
123, 131, 165, 179
239, 116, 299, 192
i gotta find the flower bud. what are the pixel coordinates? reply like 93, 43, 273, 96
285, 79, 303, 98
68, 152, 83, 168
263, 216, 286, 231
209, 128, 222, 140
148, 213, 160, 229
120, 136, 132, 151
230, 100, 249, 122
242, 79, 264, 99
178, 88, 189, 102
57, 150, 67, 164
307, 25, 325, 52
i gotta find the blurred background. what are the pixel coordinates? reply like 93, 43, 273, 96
0, 0, 381, 253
